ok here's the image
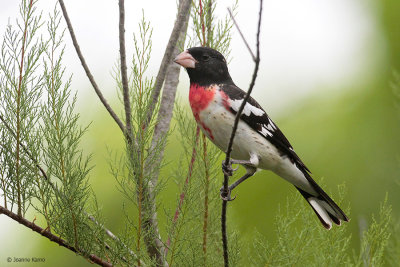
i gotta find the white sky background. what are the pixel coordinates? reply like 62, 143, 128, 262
0, 0, 386, 258
0, 0, 386, 112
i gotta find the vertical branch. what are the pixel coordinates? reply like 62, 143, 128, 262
138, 1, 192, 265
200, 0, 210, 263
165, 126, 200, 261
206, 0, 213, 46
145, 0, 192, 127
221, 190, 229, 267
221, 1, 263, 266
0, 129, 8, 209
118, 2, 146, 265
118, 0, 132, 137
199, 0, 206, 46
15, 0, 33, 217
147, 0, 191, 202
201, 133, 210, 265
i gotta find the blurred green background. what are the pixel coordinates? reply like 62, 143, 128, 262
1, 0, 400, 266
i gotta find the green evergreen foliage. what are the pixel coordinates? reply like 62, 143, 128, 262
0, 0, 46, 216
0, 0, 399, 266
1, 1, 106, 262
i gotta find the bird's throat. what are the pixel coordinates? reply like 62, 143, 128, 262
189, 83, 216, 120
189, 83, 216, 140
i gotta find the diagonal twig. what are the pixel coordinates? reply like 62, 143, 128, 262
58, 0, 126, 134
221, 1, 263, 266
0, 205, 112, 267
227, 8, 256, 62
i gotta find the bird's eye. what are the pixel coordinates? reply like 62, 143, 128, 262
202, 55, 210, 61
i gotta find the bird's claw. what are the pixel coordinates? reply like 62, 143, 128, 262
220, 187, 237, 201
222, 159, 240, 176
222, 161, 233, 176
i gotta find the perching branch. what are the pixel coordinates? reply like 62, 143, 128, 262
0, 206, 112, 267
58, 0, 125, 134
221, 1, 263, 266
144, 0, 192, 127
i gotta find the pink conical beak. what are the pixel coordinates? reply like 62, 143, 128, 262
174, 50, 197, 68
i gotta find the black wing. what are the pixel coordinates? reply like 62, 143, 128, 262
220, 84, 311, 173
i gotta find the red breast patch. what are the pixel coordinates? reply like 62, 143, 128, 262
189, 84, 216, 140
189, 84, 216, 116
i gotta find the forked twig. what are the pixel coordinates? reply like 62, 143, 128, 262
221, 1, 263, 266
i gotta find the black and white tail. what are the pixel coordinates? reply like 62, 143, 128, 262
296, 173, 349, 229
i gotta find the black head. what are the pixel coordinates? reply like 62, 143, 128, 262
174, 47, 234, 86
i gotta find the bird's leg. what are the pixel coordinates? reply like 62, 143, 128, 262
231, 159, 256, 165
220, 154, 259, 201
220, 167, 257, 201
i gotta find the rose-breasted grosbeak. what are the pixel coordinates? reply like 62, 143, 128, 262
174, 47, 349, 229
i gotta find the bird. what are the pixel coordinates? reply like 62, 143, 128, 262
174, 46, 349, 229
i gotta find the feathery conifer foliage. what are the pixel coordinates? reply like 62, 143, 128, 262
0, 1, 399, 266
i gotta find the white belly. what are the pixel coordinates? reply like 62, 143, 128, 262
197, 99, 282, 171
196, 97, 316, 195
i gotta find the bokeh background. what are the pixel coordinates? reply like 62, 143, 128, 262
0, 0, 399, 266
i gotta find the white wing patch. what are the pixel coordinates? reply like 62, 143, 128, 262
268, 118, 277, 130
261, 126, 273, 137
230, 99, 265, 117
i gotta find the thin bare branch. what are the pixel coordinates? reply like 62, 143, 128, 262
58, 0, 126, 133
221, 1, 263, 266
227, 8, 256, 62
0, 205, 112, 267
144, 0, 192, 127
202, 133, 210, 263
118, 0, 132, 137
206, 0, 213, 46
199, 0, 206, 46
